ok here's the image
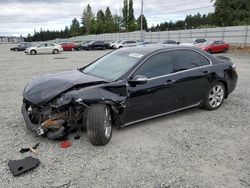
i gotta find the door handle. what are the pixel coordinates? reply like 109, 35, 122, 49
164, 79, 176, 86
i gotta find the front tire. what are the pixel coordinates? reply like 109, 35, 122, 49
204, 82, 225, 110
30, 50, 36, 55
87, 104, 112, 146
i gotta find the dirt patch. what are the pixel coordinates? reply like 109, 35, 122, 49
230, 45, 250, 53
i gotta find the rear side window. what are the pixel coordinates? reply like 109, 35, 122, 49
47, 43, 55, 46
174, 50, 210, 72
133, 52, 174, 79
195, 39, 206, 43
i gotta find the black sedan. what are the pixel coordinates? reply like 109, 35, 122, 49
22, 45, 237, 145
81, 40, 108, 50
10, 42, 32, 51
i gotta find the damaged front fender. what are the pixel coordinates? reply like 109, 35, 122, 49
22, 80, 129, 140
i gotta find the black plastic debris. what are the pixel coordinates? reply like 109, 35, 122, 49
20, 143, 39, 154
8, 156, 40, 176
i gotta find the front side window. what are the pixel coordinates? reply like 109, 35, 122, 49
174, 50, 210, 72
133, 52, 174, 79
37, 44, 46, 48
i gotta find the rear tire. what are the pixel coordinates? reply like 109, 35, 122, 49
87, 104, 112, 146
204, 82, 225, 110
53, 49, 59, 54
208, 49, 212, 53
30, 50, 36, 55
223, 48, 228, 53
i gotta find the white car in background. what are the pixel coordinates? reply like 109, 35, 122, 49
113, 40, 139, 49
25, 42, 63, 55
181, 38, 208, 46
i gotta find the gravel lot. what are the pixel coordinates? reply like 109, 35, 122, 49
0, 44, 249, 188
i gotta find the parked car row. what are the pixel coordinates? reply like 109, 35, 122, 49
10, 38, 230, 55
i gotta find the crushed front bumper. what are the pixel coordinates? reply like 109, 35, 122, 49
21, 104, 44, 135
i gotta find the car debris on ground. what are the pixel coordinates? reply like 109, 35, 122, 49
8, 157, 40, 176
19, 143, 39, 155
60, 140, 72, 148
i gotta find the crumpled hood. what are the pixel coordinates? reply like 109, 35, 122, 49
23, 70, 105, 105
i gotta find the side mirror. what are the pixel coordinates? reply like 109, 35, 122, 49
128, 75, 148, 86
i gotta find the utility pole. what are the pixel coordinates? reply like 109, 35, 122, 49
140, 0, 144, 41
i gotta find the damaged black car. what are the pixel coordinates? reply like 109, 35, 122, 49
22, 45, 238, 145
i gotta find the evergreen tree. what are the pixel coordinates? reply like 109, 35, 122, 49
213, 0, 250, 26
122, 0, 128, 31
94, 10, 105, 34
82, 4, 94, 34
70, 18, 81, 37
113, 14, 123, 32
64, 26, 70, 38
105, 7, 115, 33
128, 0, 137, 31
137, 14, 148, 31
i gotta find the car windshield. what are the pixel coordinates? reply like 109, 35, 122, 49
82, 50, 142, 81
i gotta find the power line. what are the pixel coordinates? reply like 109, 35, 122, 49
146, 5, 213, 16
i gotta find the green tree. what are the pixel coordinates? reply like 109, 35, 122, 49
122, 0, 128, 31
137, 14, 148, 31
93, 10, 105, 34
70, 18, 81, 37
104, 7, 115, 33
128, 0, 137, 31
64, 26, 70, 38
113, 14, 123, 32
82, 4, 94, 34
213, 0, 250, 26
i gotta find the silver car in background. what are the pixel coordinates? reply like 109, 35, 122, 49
25, 42, 63, 55
113, 40, 140, 49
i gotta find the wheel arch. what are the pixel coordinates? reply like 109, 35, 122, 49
212, 79, 229, 99
30, 49, 36, 54
98, 100, 122, 127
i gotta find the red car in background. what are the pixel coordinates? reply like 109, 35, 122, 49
197, 40, 230, 53
59, 42, 77, 51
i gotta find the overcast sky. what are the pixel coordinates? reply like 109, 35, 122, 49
0, 0, 214, 37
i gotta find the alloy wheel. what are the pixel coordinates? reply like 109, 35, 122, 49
104, 107, 112, 139
208, 85, 224, 108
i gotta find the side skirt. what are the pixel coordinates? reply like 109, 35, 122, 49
123, 101, 201, 127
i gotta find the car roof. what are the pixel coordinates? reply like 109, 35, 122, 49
117, 44, 203, 55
